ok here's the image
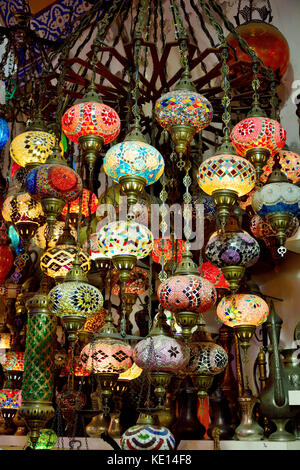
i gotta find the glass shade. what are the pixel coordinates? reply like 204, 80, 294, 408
0, 118, 9, 150
27, 429, 58, 450
97, 220, 153, 259
8, 225, 20, 249
157, 275, 217, 314
48, 281, 103, 319
231, 117, 286, 158
261, 149, 300, 184
199, 262, 229, 289
59, 356, 90, 377
197, 155, 256, 197
151, 238, 186, 265
0, 244, 14, 284
103, 140, 164, 185
111, 267, 149, 296
61, 188, 98, 218
216, 294, 269, 327
61, 101, 120, 144
83, 307, 107, 332
133, 335, 190, 372
80, 338, 133, 374
205, 230, 260, 268
121, 425, 175, 450
26, 163, 82, 204
0, 351, 24, 371
250, 214, 299, 240
2, 192, 45, 225
40, 244, 90, 279
0, 389, 22, 409
187, 342, 228, 375
252, 182, 300, 216
10, 131, 58, 167
155, 90, 213, 133
118, 363, 143, 381
33, 221, 77, 249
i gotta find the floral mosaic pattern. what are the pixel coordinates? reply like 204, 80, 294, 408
187, 342, 228, 375
0, 389, 22, 409
231, 117, 286, 157
121, 425, 175, 450
10, 131, 56, 167
97, 220, 153, 259
216, 294, 269, 327
26, 163, 82, 204
199, 262, 229, 289
198, 154, 256, 197
205, 230, 260, 268
104, 141, 164, 184
0, 118, 9, 150
80, 338, 133, 374
155, 90, 213, 132
252, 182, 300, 216
48, 281, 103, 318
157, 275, 216, 314
261, 149, 300, 184
133, 335, 190, 372
62, 101, 120, 144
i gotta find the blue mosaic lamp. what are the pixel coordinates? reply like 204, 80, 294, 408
252, 163, 300, 254
104, 123, 165, 206
0, 117, 9, 150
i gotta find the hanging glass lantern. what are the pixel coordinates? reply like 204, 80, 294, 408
151, 238, 186, 265
10, 131, 58, 169
155, 70, 213, 156
33, 220, 77, 250
0, 389, 22, 409
197, 154, 256, 225
60, 188, 99, 226
199, 262, 229, 290
251, 166, 300, 253
121, 412, 175, 450
118, 362, 143, 382
230, 117, 286, 181
103, 124, 164, 206
61, 81, 120, 173
217, 293, 269, 351
261, 149, 300, 184
0, 351, 24, 372
250, 214, 299, 242
0, 117, 9, 150
83, 307, 107, 333
111, 266, 149, 296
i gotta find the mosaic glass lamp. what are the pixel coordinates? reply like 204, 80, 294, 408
155, 69, 213, 155
10, 131, 57, 169
103, 123, 164, 206
27, 428, 58, 450
0, 117, 9, 150
250, 214, 299, 243
2, 191, 45, 241
0, 389, 22, 409
121, 412, 175, 450
251, 164, 300, 252
217, 293, 269, 351
61, 80, 120, 174
230, 116, 286, 181
261, 148, 300, 184
187, 317, 228, 402
48, 255, 103, 345
199, 262, 229, 290
33, 220, 77, 250
60, 188, 98, 226
151, 238, 186, 266
197, 154, 256, 226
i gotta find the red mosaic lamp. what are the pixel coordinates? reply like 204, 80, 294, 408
60, 188, 98, 226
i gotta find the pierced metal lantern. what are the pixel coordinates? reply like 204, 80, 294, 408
0, 117, 9, 150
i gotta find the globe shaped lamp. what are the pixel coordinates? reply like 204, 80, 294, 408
60, 188, 98, 226
186, 316, 228, 402
197, 153, 256, 226
199, 262, 229, 290
0, 117, 9, 150
250, 214, 299, 244
217, 293, 269, 351
48, 255, 103, 347
10, 130, 57, 169
155, 69, 213, 156
33, 220, 77, 250
27, 428, 58, 450
103, 123, 164, 206
61, 80, 120, 174
230, 116, 286, 181
261, 148, 300, 184
251, 165, 300, 252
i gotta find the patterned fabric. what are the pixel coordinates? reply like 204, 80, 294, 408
155, 90, 213, 132
104, 141, 164, 184
157, 274, 216, 314
205, 230, 260, 268
151, 238, 186, 265
97, 220, 153, 259
0, 118, 9, 150
187, 342, 228, 375
121, 425, 175, 450
0, 351, 24, 371
111, 267, 149, 295
250, 214, 299, 240
62, 101, 120, 144
27, 429, 58, 450
48, 280, 103, 318
40, 244, 90, 279
80, 338, 133, 374
61, 189, 98, 218
0, 389, 22, 409
198, 154, 256, 197
252, 182, 300, 216
231, 117, 286, 157
26, 164, 82, 203
2, 192, 44, 225
261, 149, 300, 184
10, 131, 56, 167
133, 335, 190, 372
217, 294, 269, 327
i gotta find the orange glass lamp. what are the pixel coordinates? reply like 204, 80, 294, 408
60, 188, 99, 226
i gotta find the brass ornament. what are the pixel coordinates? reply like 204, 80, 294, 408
78, 134, 104, 174
246, 147, 270, 184
190, 374, 214, 403
41, 196, 65, 231
266, 212, 293, 247
175, 311, 199, 342
149, 371, 172, 408
169, 124, 196, 156
234, 324, 256, 352
221, 265, 245, 294
119, 174, 147, 207
112, 254, 137, 285
212, 189, 238, 227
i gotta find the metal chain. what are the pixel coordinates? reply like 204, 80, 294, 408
159, 171, 168, 282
